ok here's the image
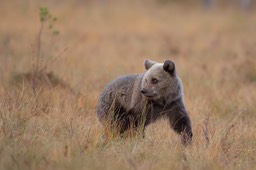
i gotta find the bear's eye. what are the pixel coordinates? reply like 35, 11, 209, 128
151, 78, 158, 84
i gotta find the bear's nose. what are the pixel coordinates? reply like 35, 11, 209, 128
141, 89, 147, 94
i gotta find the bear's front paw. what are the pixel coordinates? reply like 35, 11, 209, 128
181, 131, 193, 146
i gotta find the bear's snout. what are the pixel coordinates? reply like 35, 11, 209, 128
141, 88, 154, 98
141, 89, 147, 94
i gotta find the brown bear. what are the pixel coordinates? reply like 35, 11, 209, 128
97, 59, 192, 145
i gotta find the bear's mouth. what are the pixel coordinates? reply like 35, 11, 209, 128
143, 94, 156, 98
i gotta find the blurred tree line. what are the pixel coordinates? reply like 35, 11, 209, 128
203, 0, 252, 10
78, 0, 255, 10
40, 0, 255, 10
158, 0, 254, 10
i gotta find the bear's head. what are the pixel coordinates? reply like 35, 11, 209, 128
141, 59, 183, 105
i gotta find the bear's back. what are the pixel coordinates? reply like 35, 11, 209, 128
97, 74, 143, 120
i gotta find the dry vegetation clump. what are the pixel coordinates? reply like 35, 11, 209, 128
0, 0, 256, 169
10, 72, 70, 89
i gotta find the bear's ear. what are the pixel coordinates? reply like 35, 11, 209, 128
163, 60, 175, 74
144, 59, 156, 70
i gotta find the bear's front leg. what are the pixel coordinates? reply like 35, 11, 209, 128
119, 115, 146, 138
168, 112, 193, 145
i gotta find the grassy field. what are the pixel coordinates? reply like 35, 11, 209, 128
0, 0, 256, 169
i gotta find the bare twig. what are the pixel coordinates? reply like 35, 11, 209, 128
201, 112, 211, 147
38, 46, 69, 73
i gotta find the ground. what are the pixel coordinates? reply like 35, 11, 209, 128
0, 0, 256, 169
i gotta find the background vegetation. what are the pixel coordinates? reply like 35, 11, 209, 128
0, 0, 255, 169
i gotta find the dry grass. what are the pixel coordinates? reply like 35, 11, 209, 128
0, 0, 256, 169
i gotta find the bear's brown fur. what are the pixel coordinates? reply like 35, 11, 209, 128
97, 59, 192, 145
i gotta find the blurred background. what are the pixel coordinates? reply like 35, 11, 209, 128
0, 0, 256, 112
